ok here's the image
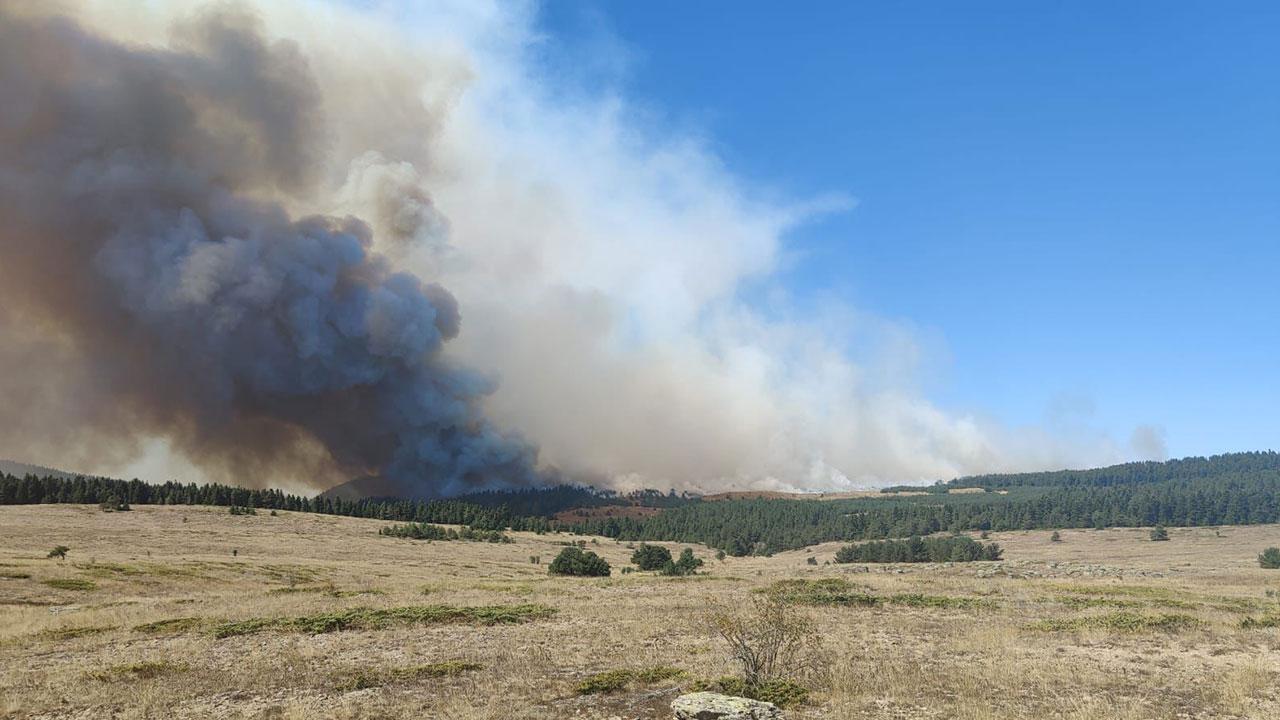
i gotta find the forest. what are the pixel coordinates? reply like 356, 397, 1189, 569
2, 451, 1277, 556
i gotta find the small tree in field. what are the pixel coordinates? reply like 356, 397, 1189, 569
1259, 547, 1280, 570
1050, 531, 1062, 543
1149, 526, 1170, 541
48, 546, 69, 560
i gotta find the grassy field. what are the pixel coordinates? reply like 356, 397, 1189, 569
1, 505, 1279, 719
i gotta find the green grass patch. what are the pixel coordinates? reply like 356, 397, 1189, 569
133, 617, 204, 634
88, 661, 187, 681
0, 571, 31, 579
576, 666, 686, 695
212, 604, 556, 638
766, 578, 879, 606
42, 578, 96, 591
692, 677, 809, 708
887, 593, 996, 610
338, 661, 483, 690
75, 562, 144, 578
1240, 614, 1280, 629
268, 584, 384, 598
1053, 595, 1142, 610
39, 625, 116, 640
766, 579, 994, 610
1031, 611, 1202, 633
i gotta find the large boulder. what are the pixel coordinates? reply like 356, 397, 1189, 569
671, 692, 782, 720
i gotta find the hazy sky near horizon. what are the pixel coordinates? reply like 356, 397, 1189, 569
535, 1, 1280, 461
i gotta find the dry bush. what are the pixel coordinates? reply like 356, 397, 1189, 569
707, 591, 824, 689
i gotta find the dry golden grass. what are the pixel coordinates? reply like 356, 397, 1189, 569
1, 505, 1279, 719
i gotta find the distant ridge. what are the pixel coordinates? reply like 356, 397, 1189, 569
0, 459, 82, 480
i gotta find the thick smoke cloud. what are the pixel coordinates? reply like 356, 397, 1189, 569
0, 4, 536, 496
1, 1, 1151, 494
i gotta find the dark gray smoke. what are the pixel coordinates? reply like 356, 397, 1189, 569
0, 5, 537, 496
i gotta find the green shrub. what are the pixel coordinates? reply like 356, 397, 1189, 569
1050, 531, 1062, 543
548, 547, 611, 577
1149, 526, 1170, 541
631, 543, 673, 571
1259, 547, 1280, 569
694, 677, 809, 708
47, 546, 69, 560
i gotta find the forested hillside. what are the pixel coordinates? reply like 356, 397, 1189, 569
2, 452, 1277, 556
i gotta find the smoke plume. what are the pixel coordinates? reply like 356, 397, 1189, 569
0, 1, 1143, 494
0, 3, 537, 496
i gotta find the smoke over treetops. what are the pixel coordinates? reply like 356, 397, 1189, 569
0, 1, 1154, 496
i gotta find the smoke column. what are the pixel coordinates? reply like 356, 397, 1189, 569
0, 4, 537, 496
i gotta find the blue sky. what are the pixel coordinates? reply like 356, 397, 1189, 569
536, 1, 1280, 461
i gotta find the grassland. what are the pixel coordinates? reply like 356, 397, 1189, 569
1, 506, 1279, 719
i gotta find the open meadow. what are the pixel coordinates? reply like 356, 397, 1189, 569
2, 505, 1279, 719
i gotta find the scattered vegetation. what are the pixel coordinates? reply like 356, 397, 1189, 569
88, 661, 186, 681
42, 578, 95, 591
834, 535, 1001, 563
338, 661, 483, 690
575, 666, 685, 695
133, 617, 204, 634
379, 522, 513, 543
227, 505, 256, 515
548, 546, 611, 577
211, 604, 555, 638
39, 625, 115, 640
1031, 611, 1202, 633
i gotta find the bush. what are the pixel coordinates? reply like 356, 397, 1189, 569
47, 545, 69, 560
228, 505, 256, 516
1259, 547, 1280, 569
1050, 531, 1062, 543
707, 592, 819, 692
834, 535, 1001, 564
806, 556, 818, 566
548, 547, 611, 577
631, 543, 673, 571
1149, 525, 1170, 541
98, 495, 130, 512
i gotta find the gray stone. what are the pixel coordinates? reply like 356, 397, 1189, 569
671, 692, 782, 720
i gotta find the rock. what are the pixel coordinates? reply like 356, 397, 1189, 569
671, 692, 782, 720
